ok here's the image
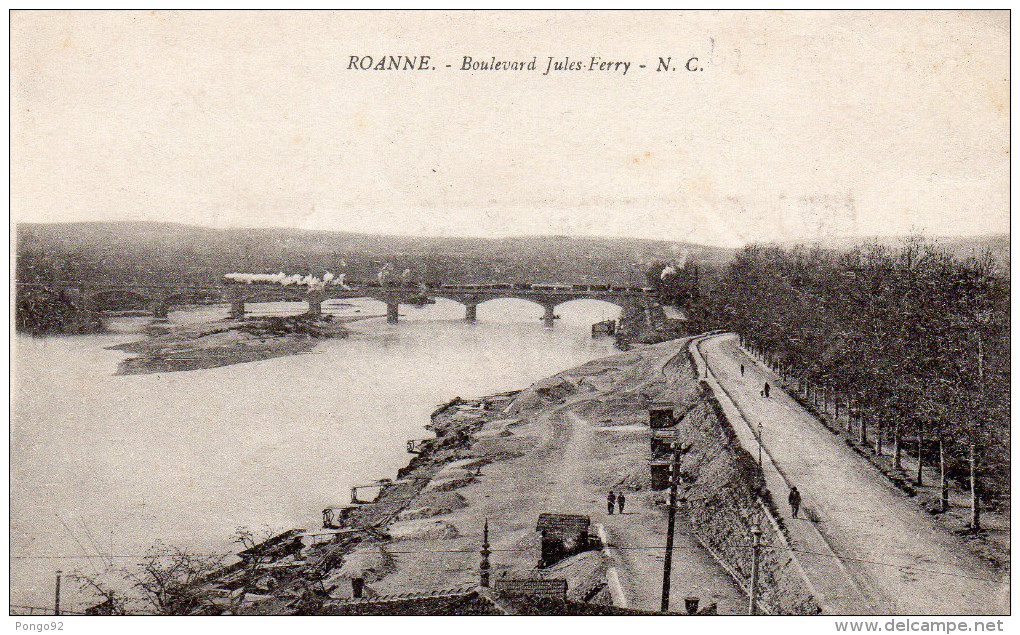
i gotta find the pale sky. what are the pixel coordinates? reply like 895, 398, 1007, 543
10, 11, 1010, 247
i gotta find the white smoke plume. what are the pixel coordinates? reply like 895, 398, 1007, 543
660, 250, 691, 280
224, 272, 351, 290
377, 263, 394, 286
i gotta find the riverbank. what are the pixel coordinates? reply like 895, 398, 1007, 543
168, 338, 765, 615
107, 313, 381, 375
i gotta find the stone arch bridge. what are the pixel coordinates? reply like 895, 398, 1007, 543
17, 282, 656, 328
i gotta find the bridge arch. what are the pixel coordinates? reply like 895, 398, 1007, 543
85, 289, 154, 311
550, 297, 627, 312
466, 295, 550, 310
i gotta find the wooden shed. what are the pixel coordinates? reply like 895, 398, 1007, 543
651, 428, 679, 455
648, 402, 675, 429
536, 513, 591, 536
536, 513, 592, 568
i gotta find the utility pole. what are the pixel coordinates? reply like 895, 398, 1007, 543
748, 526, 761, 615
660, 447, 681, 613
54, 570, 62, 616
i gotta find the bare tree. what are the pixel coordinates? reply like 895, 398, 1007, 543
123, 541, 226, 615
225, 526, 277, 614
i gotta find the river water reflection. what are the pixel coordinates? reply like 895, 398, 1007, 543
10, 297, 621, 609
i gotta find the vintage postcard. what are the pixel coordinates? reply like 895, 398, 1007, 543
9, 10, 1010, 627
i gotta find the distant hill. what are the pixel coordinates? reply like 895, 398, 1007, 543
15, 221, 737, 287
16, 222, 1007, 288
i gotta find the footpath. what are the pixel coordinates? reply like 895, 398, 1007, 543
694, 333, 1008, 615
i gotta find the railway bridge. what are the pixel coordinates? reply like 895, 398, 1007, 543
17, 281, 656, 328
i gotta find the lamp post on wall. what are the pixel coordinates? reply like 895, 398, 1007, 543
757, 422, 763, 470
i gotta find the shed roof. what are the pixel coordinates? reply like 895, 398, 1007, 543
322, 585, 674, 616
536, 513, 590, 533
493, 578, 568, 599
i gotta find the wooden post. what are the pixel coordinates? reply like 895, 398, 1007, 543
54, 570, 62, 616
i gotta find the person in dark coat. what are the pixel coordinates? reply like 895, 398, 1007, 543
607, 491, 616, 515
617, 491, 626, 514
763, 382, 771, 398
740, 364, 745, 376
788, 486, 802, 518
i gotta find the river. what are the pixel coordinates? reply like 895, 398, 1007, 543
10, 297, 621, 611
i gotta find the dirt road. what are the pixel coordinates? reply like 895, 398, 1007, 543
698, 333, 1009, 615
489, 340, 746, 612
375, 340, 746, 613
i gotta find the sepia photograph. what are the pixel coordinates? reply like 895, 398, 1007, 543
8, 9, 1010, 627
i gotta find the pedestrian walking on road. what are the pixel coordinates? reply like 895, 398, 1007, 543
617, 492, 626, 514
740, 364, 745, 376
607, 491, 616, 515
788, 486, 802, 518
763, 382, 771, 398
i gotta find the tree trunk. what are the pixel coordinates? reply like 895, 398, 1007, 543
893, 419, 902, 470
875, 420, 883, 456
939, 437, 948, 513
969, 443, 981, 530
859, 405, 868, 448
915, 423, 924, 486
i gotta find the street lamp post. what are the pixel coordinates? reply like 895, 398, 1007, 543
757, 422, 763, 469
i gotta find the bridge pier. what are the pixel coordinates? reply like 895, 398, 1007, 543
306, 291, 324, 318
465, 303, 477, 322
63, 287, 84, 307
230, 298, 246, 319
542, 304, 557, 329
150, 299, 170, 320
386, 303, 400, 324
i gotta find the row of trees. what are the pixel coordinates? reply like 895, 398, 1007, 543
709, 239, 1008, 527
